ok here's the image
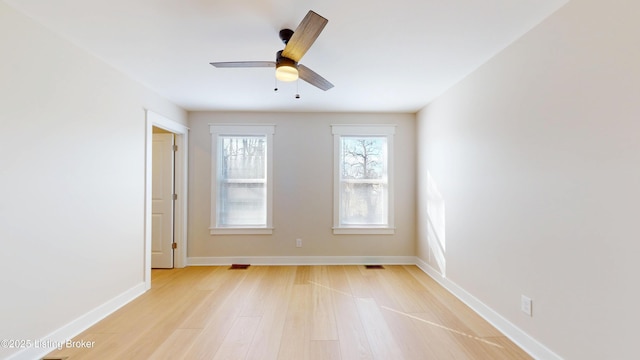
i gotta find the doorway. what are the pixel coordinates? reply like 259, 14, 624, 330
145, 110, 189, 289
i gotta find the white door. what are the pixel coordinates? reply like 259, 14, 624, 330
152, 132, 175, 268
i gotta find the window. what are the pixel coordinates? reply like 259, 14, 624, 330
332, 125, 395, 234
210, 124, 275, 234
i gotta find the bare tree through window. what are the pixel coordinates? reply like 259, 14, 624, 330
340, 136, 388, 225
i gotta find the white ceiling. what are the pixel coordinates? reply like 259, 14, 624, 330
5, 0, 568, 113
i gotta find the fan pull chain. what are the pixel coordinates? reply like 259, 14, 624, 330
274, 78, 278, 92
295, 78, 300, 99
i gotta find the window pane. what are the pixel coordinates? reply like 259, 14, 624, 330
341, 137, 386, 180
340, 182, 387, 225
218, 182, 266, 226
221, 136, 266, 179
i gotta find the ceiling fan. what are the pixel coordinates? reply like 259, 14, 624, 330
210, 10, 334, 91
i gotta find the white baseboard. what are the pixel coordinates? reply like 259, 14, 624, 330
187, 255, 416, 266
414, 257, 562, 360
7, 283, 147, 360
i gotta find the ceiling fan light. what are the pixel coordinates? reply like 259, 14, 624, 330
276, 64, 298, 82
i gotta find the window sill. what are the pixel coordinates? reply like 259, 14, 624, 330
210, 227, 273, 235
332, 227, 395, 235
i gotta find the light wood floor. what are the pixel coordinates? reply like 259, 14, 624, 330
45, 265, 531, 360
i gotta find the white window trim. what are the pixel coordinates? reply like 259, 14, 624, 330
331, 124, 395, 235
209, 124, 275, 235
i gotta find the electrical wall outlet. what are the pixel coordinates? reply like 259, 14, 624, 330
296, 238, 302, 247
521, 295, 533, 316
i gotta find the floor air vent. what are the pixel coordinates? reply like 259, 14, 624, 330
365, 265, 385, 269
229, 264, 250, 270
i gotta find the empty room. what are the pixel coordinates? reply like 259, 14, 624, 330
2, 0, 639, 359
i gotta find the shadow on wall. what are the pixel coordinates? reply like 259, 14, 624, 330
427, 172, 446, 277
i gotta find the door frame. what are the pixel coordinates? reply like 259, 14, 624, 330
144, 110, 189, 289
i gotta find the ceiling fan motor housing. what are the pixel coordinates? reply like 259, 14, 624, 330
276, 50, 297, 68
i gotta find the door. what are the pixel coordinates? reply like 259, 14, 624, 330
152, 132, 175, 268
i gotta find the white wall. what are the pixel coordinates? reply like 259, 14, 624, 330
417, 0, 640, 358
0, 3, 185, 359
188, 112, 416, 262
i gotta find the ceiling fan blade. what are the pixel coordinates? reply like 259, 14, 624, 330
210, 61, 275, 68
298, 64, 334, 91
281, 10, 328, 62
